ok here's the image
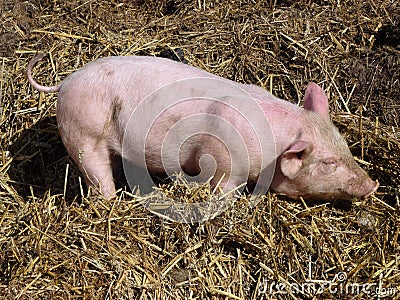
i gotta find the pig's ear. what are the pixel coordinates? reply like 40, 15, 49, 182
280, 140, 313, 179
304, 82, 330, 122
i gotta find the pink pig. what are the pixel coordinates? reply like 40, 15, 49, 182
27, 54, 378, 200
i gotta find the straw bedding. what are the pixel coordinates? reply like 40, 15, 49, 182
0, 0, 399, 299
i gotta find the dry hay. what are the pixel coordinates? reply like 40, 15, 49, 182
1, 0, 400, 299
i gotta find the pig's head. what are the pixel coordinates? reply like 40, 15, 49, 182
271, 82, 379, 200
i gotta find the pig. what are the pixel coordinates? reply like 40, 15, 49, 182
27, 53, 379, 200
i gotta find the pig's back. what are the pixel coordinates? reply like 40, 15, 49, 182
57, 56, 224, 109
64, 56, 219, 89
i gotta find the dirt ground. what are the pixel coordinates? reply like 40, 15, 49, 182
0, 0, 399, 299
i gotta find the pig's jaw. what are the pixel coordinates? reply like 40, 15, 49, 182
273, 188, 375, 201
270, 171, 379, 201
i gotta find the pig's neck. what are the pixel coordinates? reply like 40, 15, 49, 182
244, 85, 306, 155
261, 101, 304, 155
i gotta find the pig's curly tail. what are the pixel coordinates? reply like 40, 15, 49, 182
27, 52, 61, 93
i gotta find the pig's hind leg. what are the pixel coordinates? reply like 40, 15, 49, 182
74, 140, 117, 198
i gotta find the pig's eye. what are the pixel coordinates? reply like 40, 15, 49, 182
322, 160, 337, 173
296, 150, 304, 159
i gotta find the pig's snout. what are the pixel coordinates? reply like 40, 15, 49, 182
361, 180, 379, 199
345, 177, 379, 200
